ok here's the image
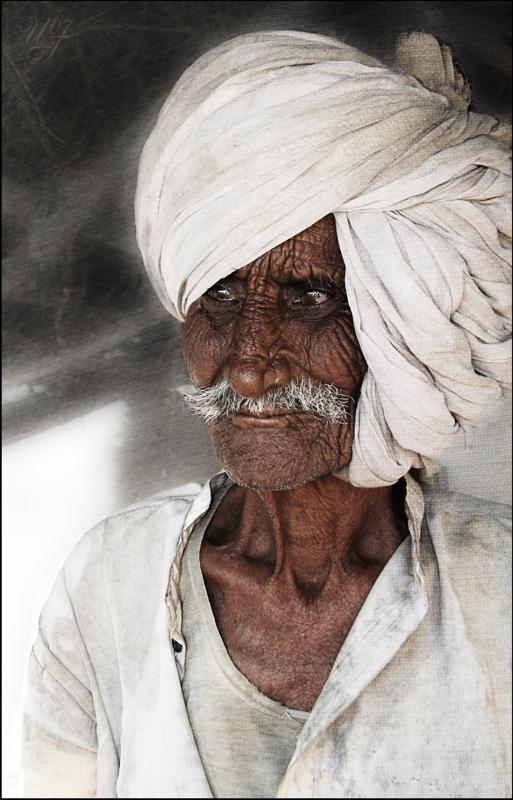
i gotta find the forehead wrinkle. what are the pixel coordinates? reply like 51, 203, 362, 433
235, 217, 346, 289
282, 234, 341, 283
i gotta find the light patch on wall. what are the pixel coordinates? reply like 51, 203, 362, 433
2, 401, 128, 797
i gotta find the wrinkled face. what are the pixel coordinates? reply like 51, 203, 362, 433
182, 215, 367, 491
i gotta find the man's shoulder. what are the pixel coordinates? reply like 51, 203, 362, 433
34, 481, 208, 700
424, 485, 511, 526
423, 484, 511, 564
105, 481, 204, 523
61, 480, 205, 593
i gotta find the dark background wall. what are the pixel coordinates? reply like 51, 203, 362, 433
3, 0, 512, 505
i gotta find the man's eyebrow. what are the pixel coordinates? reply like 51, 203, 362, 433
288, 276, 338, 291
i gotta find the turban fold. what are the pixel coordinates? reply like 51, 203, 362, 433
135, 31, 512, 487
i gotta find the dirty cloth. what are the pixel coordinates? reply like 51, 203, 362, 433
181, 481, 309, 799
135, 31, 512, 488
21, 472, 511, 798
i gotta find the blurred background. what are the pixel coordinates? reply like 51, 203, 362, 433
2, 1, 511, 795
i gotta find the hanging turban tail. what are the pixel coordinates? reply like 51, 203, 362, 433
135, 31, 512, 487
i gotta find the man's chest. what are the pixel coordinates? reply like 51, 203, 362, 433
200, 543, 382, 711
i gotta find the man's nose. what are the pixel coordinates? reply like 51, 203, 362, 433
225, 312, 291, 398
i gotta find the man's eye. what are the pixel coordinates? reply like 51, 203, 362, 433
207, 286, 237, 302
292, 289, 332, 306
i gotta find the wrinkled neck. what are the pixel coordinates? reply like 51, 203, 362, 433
232, 474, 407, 597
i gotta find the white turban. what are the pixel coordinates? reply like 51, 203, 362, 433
135, 30, 512, 487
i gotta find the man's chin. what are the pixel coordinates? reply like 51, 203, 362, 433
208, 417, 350, 492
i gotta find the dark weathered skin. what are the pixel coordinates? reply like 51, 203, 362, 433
182, 215, 407, 711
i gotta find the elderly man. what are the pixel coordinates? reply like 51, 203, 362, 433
22, 31, 511, 798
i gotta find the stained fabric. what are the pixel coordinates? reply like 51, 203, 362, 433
135, 30, 512, 487
21, 473, 511, 798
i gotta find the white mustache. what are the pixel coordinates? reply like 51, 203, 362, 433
180, 378, 352, 424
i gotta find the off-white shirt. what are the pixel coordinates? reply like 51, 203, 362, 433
181, 482, 309, 798
21, 472, 512, 798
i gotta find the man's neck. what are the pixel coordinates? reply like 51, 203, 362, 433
207, 473, 408, 605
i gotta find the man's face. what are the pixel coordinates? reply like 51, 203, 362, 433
182, 215, 367, 491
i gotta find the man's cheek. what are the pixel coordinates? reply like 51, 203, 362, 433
182, 316, 230, 386
307, 321, 366, 390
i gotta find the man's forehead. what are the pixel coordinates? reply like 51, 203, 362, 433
234, 215, 345, 285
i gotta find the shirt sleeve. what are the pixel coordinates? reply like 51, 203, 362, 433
21, 568, 98, 799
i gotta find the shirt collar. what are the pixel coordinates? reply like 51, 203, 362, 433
165, 471, 229, 674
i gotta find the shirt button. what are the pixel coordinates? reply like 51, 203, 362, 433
171, 638, 183, 653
